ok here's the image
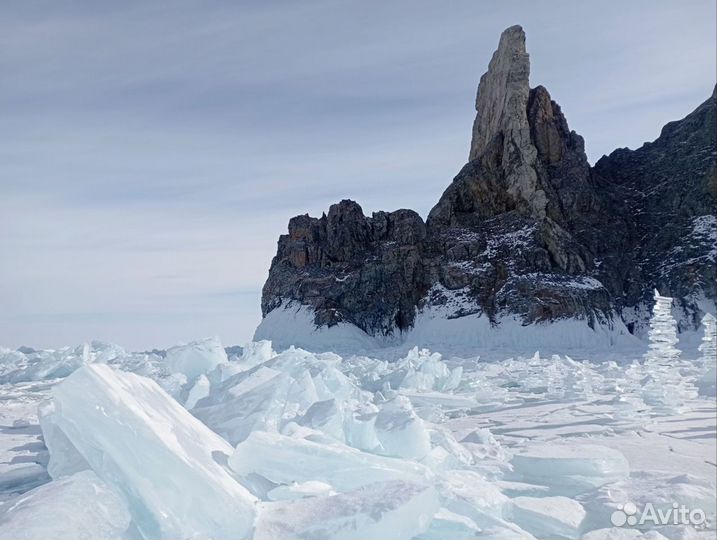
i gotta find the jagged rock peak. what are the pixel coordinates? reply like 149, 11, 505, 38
428, 25, 552, 227
464, 24, 548, 220
469, 25, 531, 162
258, 24, 716, 345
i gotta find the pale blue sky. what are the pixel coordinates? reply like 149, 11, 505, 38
1, 1, 715, 349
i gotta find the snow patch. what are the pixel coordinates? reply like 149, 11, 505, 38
255, 301, 642, 359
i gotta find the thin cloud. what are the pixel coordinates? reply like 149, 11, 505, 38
1, 0, 714, 349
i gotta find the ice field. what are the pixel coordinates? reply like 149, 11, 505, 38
0, 295, 715, 539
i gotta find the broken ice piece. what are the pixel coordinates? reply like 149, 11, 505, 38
511, 443, 629, 494
255, 480, 440, 540
165, 336, 228, 380
184, 373, 210, 409
298, 398, 345, 440
192, 365, 291, 444
506, 496, 586, 540
38, 401, 88, 479
374, 395, 431, 460
267, 480, 335, 501
0, 470, 131, 540
48, 364, 256, 540
414, 507, 483, 540
436, 469, 508, 523
229, 430, 431, 491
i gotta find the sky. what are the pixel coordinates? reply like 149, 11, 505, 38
1, 0, 715, 350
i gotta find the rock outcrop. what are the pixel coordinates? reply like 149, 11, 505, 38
594, 85, 717, 331
261, 201, 429, 335
260, 25, 716, 341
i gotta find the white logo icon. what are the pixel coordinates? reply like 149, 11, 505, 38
611, 502, 638, 527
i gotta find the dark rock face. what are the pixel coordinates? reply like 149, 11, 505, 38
594, 85, 717, 331
261, 201, 429, 335
261, 26, 716, 338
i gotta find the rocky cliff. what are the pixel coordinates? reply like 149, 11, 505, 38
259, 25, 716, 343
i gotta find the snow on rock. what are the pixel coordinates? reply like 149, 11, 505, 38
254, 480, 439, 540
165, 336, 228, 380
254, 302, 384, 353
511, 444, 630, 495
0, 470, 131, 540
228, 430, 431, 492
254, 301, 642, 357
46, 364, 256, 540
506, 495, 586, 539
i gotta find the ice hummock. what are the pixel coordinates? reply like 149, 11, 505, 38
0, 295, 714, 540
192, 347, 367, 445
506, 495, 586, 539
641, 291, 699, 414
510, 444, 630, 495
184, 373, 210, 409
266, 480, 335, 501
696, 314, 717, 397
37, 402, 89, 479
0, 343, 93, 384
255, 480, 440, 540
43, 364, 256, 539
165, 336, 228, 380
193, 364, 303, 444
374, 395, 432, 460
0, 470, 131, 540
414, 507, 483, 540
228, 430, 431, 491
